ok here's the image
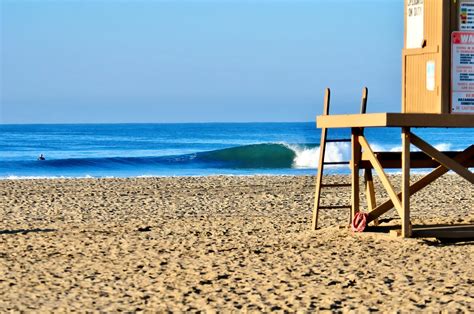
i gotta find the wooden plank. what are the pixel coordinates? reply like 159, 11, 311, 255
364, 168, 378, 226
360, 87, 368, 114
318, 113, 388, 128
412, 225, 474, 239
386, 113, 474, 126
358, 135, 404, 218
364, 169, 376, 212
402, 46, 439, 55
312, 88, 330, 230
323, 161, 350, 165
317, 113, 474, 128
359, 87, 373, 225
318, 205, 352, 209
401, 127, 411, 238
410, 133, 474, 184
359, 150, 474, 169
321, 183, 351, 188
367, 145, 474, 222
326, 139, 351, 143
351, 128, 361, 224
312, 126, 327, 230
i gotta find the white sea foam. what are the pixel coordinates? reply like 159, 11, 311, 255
0, 175, 107, 180
287, 141, 454, 169
287, 143, 350, 169
1, 175, 67, 180
433, 143, 452, 151
388, 142, 452, 152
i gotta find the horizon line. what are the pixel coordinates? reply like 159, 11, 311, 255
0, 120, 316, 126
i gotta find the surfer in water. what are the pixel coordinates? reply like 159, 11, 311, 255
37, 154, 45, 161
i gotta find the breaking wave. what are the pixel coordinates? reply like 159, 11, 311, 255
0, 143, 350, 171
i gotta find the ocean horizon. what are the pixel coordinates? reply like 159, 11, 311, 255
1, 122, 472, 179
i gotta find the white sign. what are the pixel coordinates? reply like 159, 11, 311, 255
426, 61, 435, 91
460, 1, 474, 31
451, 32, 474, 114
406, 0, 424, 49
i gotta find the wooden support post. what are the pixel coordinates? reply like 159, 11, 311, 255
351, 128, 361, 224
364, 168, 378, 226
401, 127, 411, 237
360, 87, 377, 225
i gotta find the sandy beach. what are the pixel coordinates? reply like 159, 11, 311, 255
0, 175, 472, 311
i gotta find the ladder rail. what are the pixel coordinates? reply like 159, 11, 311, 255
326, 139, 351, 143
312, 87, 369, 230
318, 205, 352, 209
323, 161, 350, 165
312, 88, 330, 230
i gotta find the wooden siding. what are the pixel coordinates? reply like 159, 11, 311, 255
403, 0, 456, 114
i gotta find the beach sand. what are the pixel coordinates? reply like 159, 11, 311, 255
0, 175, 473, 311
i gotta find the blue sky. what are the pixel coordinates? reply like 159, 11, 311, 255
1, 0, 403, 124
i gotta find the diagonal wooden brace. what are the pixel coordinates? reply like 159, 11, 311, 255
367, 145, 474, 223
410, 133, 474, 184
358, 135, 404, 219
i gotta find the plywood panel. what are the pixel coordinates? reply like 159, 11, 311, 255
403, 0, 455, 114
405, 52, 440, 113
424, 0, 442, 49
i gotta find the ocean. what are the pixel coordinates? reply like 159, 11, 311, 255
0, 123, 472, 179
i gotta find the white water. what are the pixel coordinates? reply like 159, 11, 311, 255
289, 143, 350, 169
289, 142, 453, 169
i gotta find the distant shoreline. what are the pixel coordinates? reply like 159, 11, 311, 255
3, 171, 470, 181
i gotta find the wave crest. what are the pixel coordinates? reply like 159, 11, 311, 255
288, 143, 349, 169
0, 143, 351, 173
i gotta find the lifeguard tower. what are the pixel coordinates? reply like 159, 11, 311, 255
313, 0, 474, 238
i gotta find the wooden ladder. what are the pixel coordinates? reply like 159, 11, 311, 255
312, 87, 368, 230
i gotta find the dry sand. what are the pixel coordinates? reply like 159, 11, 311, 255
0, 174, 473, 312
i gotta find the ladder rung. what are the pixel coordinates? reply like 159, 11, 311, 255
318, 205, 352, 209
323, 161, 350, 165
321, 183, 351, 188
326, 139, 351, 143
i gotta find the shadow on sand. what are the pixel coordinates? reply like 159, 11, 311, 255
0, 228, 57, 235
365, 224, 474, 245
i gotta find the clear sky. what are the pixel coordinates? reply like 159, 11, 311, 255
1, 0, 403, 124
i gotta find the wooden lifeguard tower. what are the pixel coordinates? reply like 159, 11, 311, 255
313, 0, 474, 238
